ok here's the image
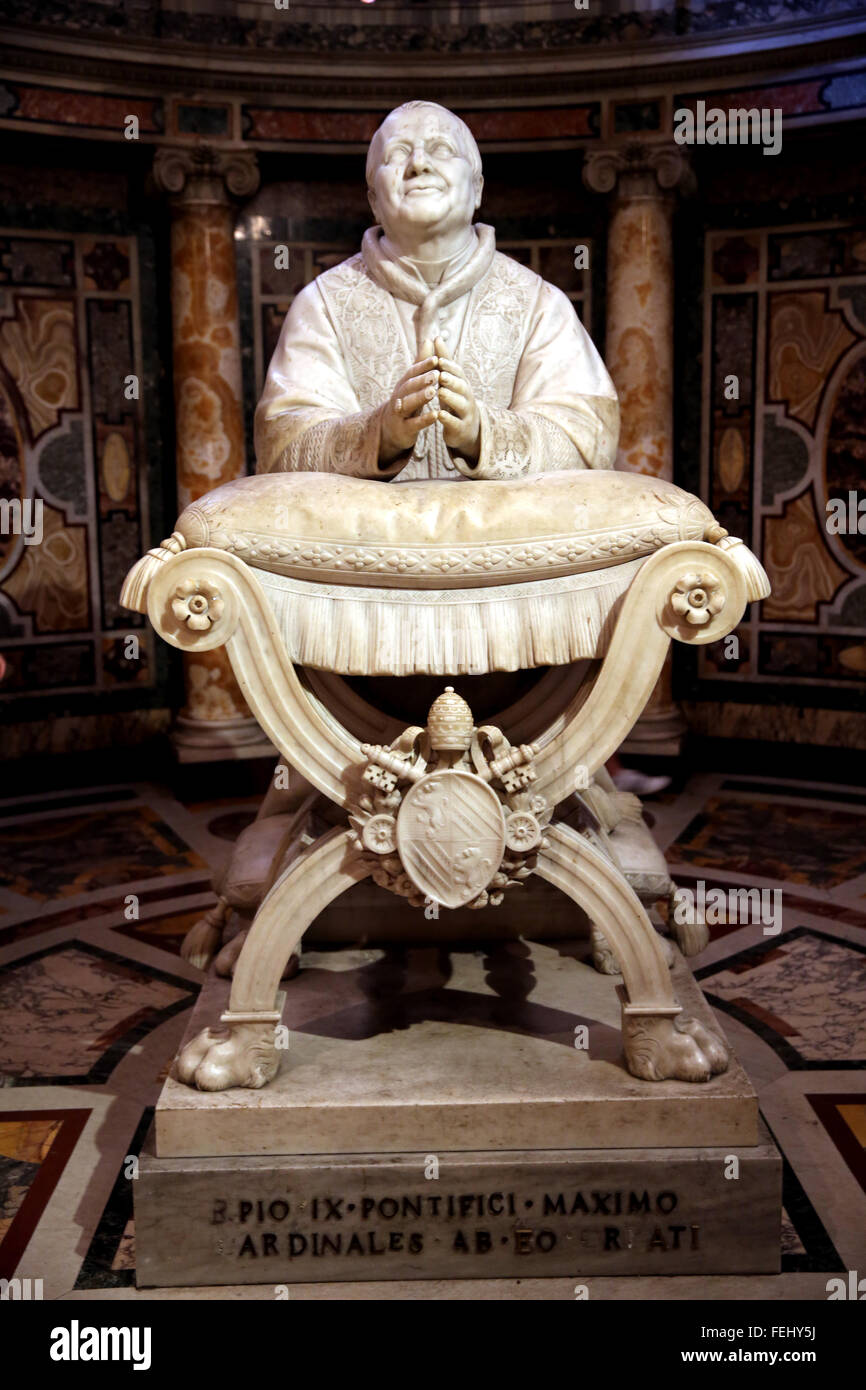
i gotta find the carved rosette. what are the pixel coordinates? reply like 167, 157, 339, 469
171, 577, 225, 632
346, 686, 552, 911
669, 570, 725, 628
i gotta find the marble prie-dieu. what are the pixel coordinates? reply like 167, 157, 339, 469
123, 101, 771, 1094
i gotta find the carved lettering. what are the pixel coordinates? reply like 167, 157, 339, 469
221, 1185, 697, 1268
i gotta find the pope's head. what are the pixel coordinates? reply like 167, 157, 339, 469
366, 102, 483, 249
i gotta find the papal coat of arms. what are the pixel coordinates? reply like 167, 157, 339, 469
348, 686, 550, 911
396, 771, 507, 909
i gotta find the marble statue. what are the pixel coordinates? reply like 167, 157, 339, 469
121, 101, 772, 1093
255, 100, 619, 481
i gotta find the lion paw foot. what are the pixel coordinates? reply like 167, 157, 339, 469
670, 911, 711, 957
175, 1023, 281, 1091
623, 1011, 730, 1082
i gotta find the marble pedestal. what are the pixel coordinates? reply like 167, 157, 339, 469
135, 1123, 780, 1286
135, 940, 780, 1284
155, 943, 758, 1157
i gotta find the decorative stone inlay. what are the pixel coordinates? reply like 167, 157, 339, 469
152, 144, 261, 735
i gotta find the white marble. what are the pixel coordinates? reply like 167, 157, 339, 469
155, 944, 758, 1158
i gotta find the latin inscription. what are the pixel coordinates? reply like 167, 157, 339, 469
209, 1189, 702, 1263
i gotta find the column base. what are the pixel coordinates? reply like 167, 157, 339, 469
620, 702, 687, 759
172, 713, 276, 764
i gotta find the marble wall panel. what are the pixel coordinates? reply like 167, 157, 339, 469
698, 223, 866, 701
0, 231, 155, 707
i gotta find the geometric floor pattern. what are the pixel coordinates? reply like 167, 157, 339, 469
1, 765, 864, 1299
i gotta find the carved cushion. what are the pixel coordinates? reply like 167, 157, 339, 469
175, 469, 715, 591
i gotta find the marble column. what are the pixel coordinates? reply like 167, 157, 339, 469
153, 146, 271, 761
584, 142, 692, 757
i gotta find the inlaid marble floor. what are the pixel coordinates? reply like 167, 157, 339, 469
0, 765, 864, 1301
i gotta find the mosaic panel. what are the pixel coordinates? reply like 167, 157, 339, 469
701, 931, 866, 1066
806, 1093, 866, 1199
0, 804, 207, 902
701, 222, 866, 694
672, 793, 866, 890
0, 1108, 90, 1279
0, 81, 163, 135
0, 942, 195, 1085
0, 231, 155, 702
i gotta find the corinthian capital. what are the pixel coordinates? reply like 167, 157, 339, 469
152, 146, 260, 206
583, 142, 693, 199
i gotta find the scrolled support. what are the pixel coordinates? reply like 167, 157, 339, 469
147, 547, 365, 807
176, 828, 371, 1091
531, 540, 753, 807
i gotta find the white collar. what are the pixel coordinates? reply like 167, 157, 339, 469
361, 223, 497, 351
381, 230, 478, 288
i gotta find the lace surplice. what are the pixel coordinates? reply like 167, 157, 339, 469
254, 240, 620, 481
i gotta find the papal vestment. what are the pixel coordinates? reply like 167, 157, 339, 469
255, 224, 619, 481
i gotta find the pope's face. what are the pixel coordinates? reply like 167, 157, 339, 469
368, 108, 482, 246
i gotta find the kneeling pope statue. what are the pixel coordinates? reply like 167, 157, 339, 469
255, 100, 619, 482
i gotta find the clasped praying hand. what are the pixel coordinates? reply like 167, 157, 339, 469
380, 335, 481, 466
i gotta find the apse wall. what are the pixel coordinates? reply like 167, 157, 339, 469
0, 0, 864, 754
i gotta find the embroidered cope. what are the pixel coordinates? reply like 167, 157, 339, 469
255, 224, 619, 482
